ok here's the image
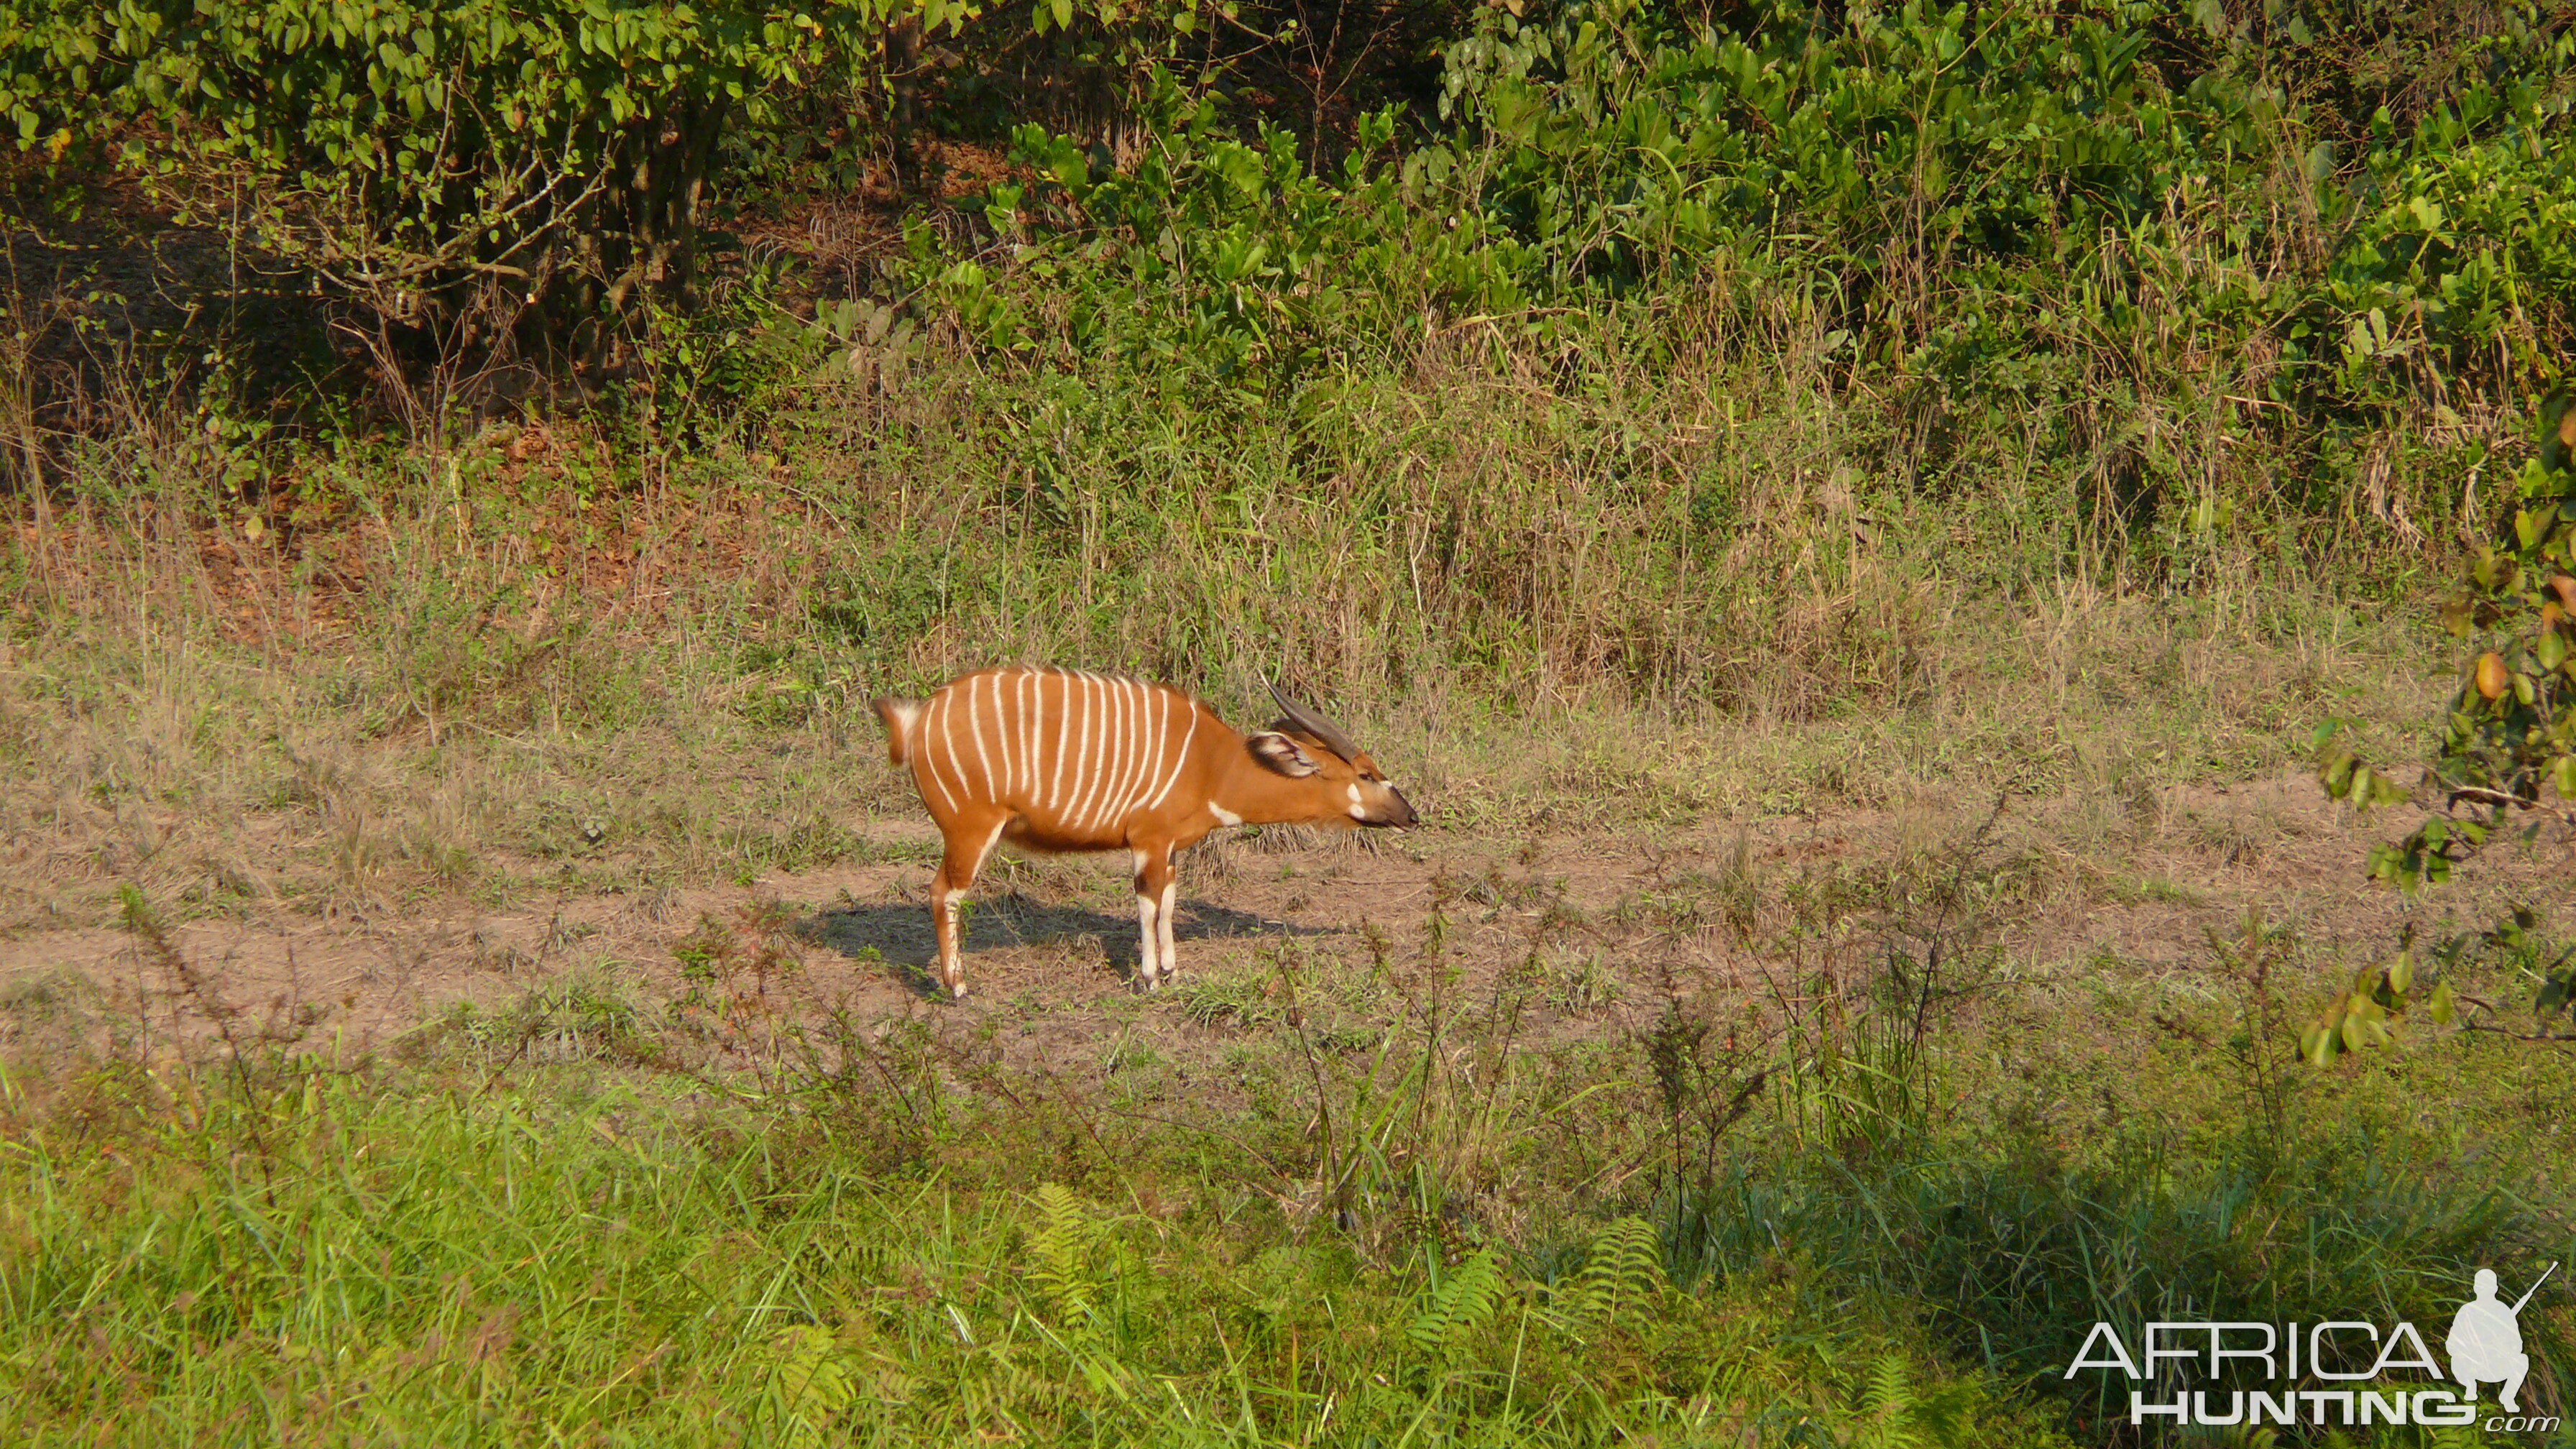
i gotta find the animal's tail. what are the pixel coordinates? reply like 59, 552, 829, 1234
872, 697, 922, 765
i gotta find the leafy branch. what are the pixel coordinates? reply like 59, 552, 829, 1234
2307, 390, 2576, 1060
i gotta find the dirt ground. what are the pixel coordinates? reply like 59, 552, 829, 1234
0, 765, 2491, 1079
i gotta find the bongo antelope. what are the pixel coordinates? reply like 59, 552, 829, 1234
872, 668, 1416, 997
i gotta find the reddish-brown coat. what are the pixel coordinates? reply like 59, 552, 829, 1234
874, 666, 1414, 997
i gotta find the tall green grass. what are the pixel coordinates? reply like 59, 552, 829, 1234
0, 1062, 2049, 1448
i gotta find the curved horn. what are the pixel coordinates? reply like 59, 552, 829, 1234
1266, 678, 1362, 763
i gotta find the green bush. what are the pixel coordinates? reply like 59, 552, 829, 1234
0, 0, 960, 340
927, 0, 2571, 408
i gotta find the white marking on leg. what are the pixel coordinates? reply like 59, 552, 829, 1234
1136, 891, 1161, 985
942, 895, 966, 997
1133, 847, 1157, 982
1157, 878, 1178, 980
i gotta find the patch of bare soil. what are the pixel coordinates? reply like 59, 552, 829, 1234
8, 766, 2547, 1083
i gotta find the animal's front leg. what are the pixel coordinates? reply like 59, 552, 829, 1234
1133, 845, 1175, 989
1155, 845, 1179, 983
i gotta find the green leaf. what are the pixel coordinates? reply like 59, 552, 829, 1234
2301, 1024, 2337, 1067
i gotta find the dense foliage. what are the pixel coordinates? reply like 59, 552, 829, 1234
4, 0, 2568, 398
915, 0, 2576, 407
0, 0, 970, 344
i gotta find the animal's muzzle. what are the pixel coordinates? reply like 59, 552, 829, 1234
1374, 788, 1418, 828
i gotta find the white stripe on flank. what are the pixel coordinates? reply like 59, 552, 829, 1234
1015, 670, 1035, 799
994, 670, 1015, 794
1092, 671, 1118, 833
926, 691, 965, 814
986, 671, 1009, 798
1097, 675, 1128, 835
1017, 669, 1038, 804
1103, 676, 1133, 834
962, 681, 986, 799
1141, 682, 1165, 811
1136, 684, 1169, 819
1128, 680, 1156, 822
1104, 679, 1137, 829
965, 674, 993, 798
1067, 672, 1103, 834
1118, 675, 1149, 824
1040, 671, 1064, 816
1118, 684, 1146, 823
1145, 696, 1200, 812
973, 814, 1010, 875
984, 671, 1004, 800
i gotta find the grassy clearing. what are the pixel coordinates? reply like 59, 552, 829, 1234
1, 819, 2572, 1445
0, 362, 2454, 937
4, 73, 2573, 1437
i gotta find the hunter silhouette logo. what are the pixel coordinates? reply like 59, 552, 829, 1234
2450, 1263, 2555, 1412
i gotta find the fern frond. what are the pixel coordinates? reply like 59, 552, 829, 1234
1565, 1215, 1665, 1328
1407, 1246, 1508, 1352
1862, 1353, 1915, 1422
763, 1323, 854, 1449
1024, 1182, 1100, 1323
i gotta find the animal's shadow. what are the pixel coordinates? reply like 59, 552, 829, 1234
804, 893, 1335, 998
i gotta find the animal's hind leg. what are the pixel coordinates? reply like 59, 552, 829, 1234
929, 811, 1011, 998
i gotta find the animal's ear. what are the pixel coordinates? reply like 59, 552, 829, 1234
1246, 731, 1321, 778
